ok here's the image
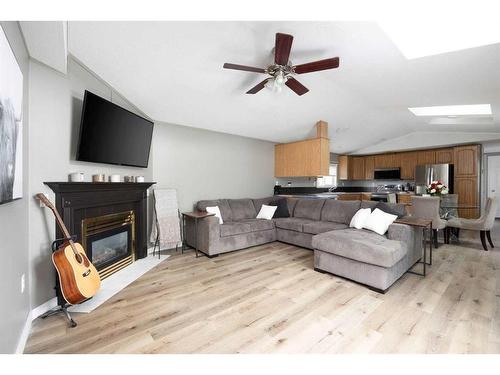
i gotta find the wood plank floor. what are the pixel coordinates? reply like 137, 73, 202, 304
25, 225, 500, 354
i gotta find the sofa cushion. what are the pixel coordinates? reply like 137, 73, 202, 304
293, 199, 326, 221
238, 218, 275, 232
220, 222, 252, 237
321, 200, 361, 224
269, 197, 290, 218
252, 197, 274, 213
197, 199, 233, 222
360, 200, 377, 210
274, 217, 316, 232
302, 221, 348, 235
286, 198, 298, 216
228, 199, 257, 221
377, 202, 406, 218
312, 229, 407, 268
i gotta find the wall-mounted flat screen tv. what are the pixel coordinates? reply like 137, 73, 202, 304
76, 90, 154, 168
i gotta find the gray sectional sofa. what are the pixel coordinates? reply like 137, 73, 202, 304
185, 197, 423, 292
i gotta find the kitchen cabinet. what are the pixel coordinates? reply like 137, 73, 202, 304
455, 177, 480, 219
400, 151, 418, 180
338, 155, 350, 180
364, 155, 375, 180
275, 138, 329, 177
435, 148, 454, 164
350, 156, 365, 180
417, 150, 436, 165
397, 193, 413, 205
374, 153, 396, 168
454, 145, 480, 177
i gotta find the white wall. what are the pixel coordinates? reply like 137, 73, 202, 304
152, 121, 275, 212
0, 22, 30, 354
28, 57, 153, 308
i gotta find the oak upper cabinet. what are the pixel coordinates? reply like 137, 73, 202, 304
374, 153, 396, 168
455, 177, 479, 219
364, 155, 375, 180
435, 148, 454, 164
351, 156, 365, 180
416, 150, 436, 165
454, 145, 480, 177
400, 151, 418, 180
338, 155, 351, 180
275, 138, 329, 177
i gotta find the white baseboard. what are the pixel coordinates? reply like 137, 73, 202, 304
31, 297, 58, 320
15, 311, 32, 354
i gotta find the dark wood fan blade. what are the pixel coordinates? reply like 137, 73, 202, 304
223, 63, 266, 73
246, 79, 270, 94
275, 33, 293, 65
285, 77, 309, 96
293, 57, 340, 74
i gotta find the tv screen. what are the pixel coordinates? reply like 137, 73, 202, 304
76, 90, 154, 168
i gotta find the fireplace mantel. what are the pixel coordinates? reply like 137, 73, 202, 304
44, 182, 155, 259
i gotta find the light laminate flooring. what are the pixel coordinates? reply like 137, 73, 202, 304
25, 225, 500, 354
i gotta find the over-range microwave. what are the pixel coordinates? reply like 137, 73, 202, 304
374, 168, 401, 180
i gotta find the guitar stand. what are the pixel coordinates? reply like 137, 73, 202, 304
41, 237, 79, 328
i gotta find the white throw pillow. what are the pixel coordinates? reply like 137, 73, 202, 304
349, 208, 372, 229
256, 204, 278, 220
363, 208, 398, 235
206, 206, 223, 224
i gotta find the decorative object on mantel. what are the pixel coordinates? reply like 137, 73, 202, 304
0, 27, 24, 204
92, 174, 105, 182
135, 176, 145, 183
69, 172, 84, 182
151, 188, 182, 257
124, 175, 134, 182
426, 180, 448, 196
109, 174, 121, 182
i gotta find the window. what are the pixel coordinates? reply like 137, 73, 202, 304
316, 164, 338, 188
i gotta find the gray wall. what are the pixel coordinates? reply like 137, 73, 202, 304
29, 57, 153, 308
152, 122, 275, 212
0, 22, 30, 353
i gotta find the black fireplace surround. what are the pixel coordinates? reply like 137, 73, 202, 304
44, 182, 155, 260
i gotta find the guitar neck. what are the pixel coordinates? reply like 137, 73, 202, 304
36, 193, 72, 240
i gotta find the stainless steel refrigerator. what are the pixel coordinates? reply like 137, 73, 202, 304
415, 164, 454, 195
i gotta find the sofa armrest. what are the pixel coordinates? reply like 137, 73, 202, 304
387, 223, 422, 264
185, 216, 220, 254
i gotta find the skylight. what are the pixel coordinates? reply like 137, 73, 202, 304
408, 104, 492, 117
378, 20, 500, 59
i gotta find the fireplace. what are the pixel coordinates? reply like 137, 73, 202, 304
82, 211, 136, 279
44, 182, 155, 282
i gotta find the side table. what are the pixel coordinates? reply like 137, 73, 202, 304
394, 216, 433, 276
181, 211, 215, 258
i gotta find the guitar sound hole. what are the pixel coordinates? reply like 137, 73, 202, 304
75, 253, 83, 263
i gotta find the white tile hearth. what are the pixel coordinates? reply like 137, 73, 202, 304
68, 254, 170, 313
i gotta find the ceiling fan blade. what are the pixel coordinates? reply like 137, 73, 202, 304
223, 63, 266, 73
275, 33, 293, 65
246, 79, 270, 94
285, 78, 309, 96
293, 57, 340, 74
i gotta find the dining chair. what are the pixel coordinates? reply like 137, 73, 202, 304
411, 196, 447, 248
440, 193, 458, 219
445, 197, 497, 251
387, 193, 397, 203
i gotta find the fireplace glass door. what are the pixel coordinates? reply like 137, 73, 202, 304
82, 211, 135, 279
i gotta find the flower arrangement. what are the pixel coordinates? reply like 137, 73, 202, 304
427, 180, 449, 196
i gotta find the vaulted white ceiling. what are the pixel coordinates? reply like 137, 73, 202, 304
28, 21, 500, 153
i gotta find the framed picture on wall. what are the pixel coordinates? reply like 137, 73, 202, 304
0, 25, 23, 205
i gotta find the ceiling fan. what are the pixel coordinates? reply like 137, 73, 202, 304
223, 32, 340, 96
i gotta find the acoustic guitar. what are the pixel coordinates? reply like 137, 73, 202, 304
36, 193, 101, 305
